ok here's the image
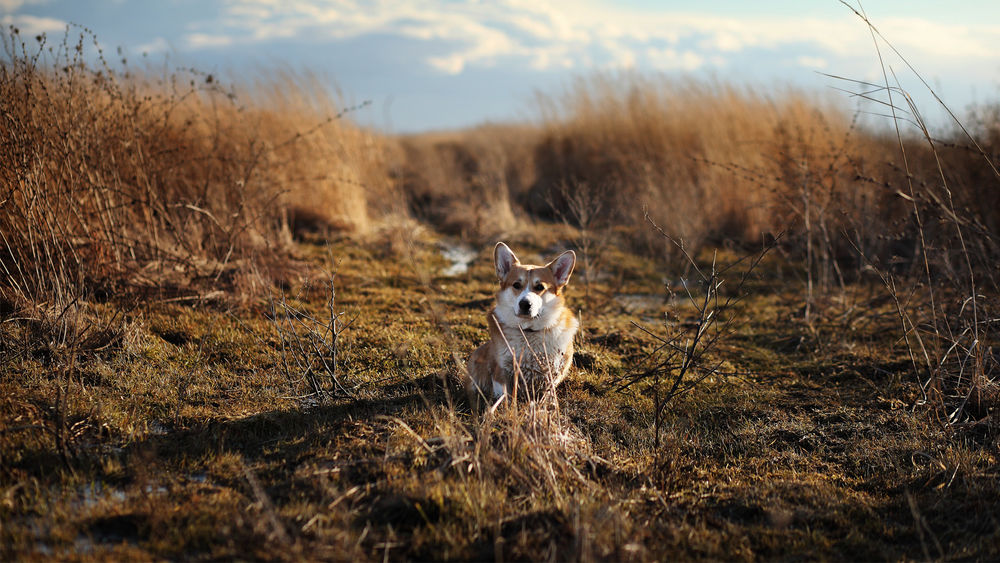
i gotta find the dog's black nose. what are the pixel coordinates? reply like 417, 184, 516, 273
518, 299, 531, 313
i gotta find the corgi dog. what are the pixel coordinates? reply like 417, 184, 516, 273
465, 242, 579, 406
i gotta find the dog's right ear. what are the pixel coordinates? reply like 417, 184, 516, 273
494, 242, 519, 281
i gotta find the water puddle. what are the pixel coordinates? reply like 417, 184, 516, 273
440, 243, 478, 276
77, 482, 128, 509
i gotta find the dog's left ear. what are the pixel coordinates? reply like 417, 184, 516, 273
547, 250, 576, 287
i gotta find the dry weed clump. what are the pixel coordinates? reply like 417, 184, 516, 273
394, 124, 539, 240
382, 392, 635, 561
530, 74, 898, 261
248, 70, 398, 237
0, 27, 392, 311
831, 6, 1000, 434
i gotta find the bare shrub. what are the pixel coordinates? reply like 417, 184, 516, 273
0, 295, 136, 465
612, 212, 777, 449
266, 273, 355, 400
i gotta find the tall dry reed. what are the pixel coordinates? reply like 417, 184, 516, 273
0, 27, 393, 311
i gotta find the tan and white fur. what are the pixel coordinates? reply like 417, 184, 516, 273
466, 242, 579, 406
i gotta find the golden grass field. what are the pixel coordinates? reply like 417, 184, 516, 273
2, 27, 999, 560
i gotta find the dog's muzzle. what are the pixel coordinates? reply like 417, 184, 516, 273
515, 290, 542, 319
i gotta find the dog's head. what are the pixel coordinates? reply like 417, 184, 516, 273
493, 242, 576, 321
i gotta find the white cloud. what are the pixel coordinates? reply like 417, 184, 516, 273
1, 13, 64, 35
529, 46, 575, 70
0, 0, 47, 14
700, 29, 745, 53
183, 0, 1000, 79
136, 36, 169, 55
796, 55, 828, 70
186, 33, 234, 49
880, 17, 1000, 59
603, 40, 636, 69
646, 47, 704, 72
427, 53, 465, 74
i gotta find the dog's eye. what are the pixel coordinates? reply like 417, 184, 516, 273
534, 283, 544, 292
512, 281, 523, 290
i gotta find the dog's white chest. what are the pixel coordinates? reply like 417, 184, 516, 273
494, 319, 576, 379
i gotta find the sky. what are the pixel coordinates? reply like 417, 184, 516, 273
3, 0, 1000, 132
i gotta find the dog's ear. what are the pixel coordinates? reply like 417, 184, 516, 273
547, 250, 576, 287
494, 242, 519, 281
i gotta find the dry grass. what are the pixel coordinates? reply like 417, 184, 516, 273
2, 20, 1000, 562
0, 27, 394, 313
247, 69, 397, 236
393, 66, 1000, 429
396, 73, 998, 285
3, 231, 997, 561
393, 123, 537, 241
